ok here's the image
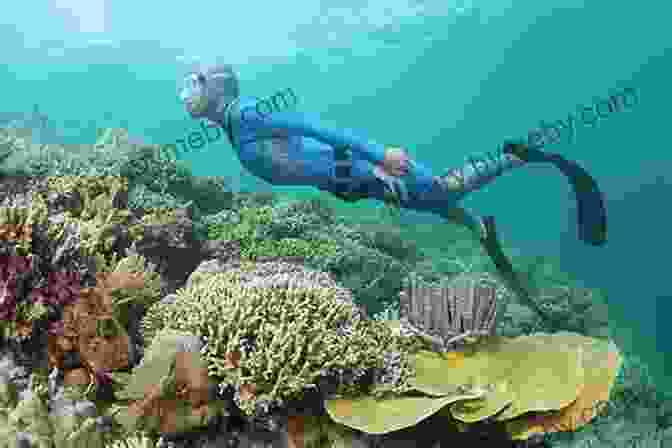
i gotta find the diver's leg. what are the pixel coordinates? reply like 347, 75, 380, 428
441, 207, 551, 322
439, 206, 487, 240
434, 146, 526, 201
332, 143, 526, 212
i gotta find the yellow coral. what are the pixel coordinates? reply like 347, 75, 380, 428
141, 267, 412, 415
0, 196, 48, 254
503, 332, 622, 440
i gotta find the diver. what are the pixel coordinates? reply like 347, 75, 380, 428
178, 65, 606, 320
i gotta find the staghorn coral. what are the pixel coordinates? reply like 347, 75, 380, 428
140, 261, 416, 417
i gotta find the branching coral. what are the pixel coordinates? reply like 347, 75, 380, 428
0, 197, 49, 255
204, 202, 418, 317
140, 262, 415, 417
206, 205, 339, 261
42, 176, 145, 262
0, 372, 54, 448
139, 208, 181, 227
45, 175, 129, 219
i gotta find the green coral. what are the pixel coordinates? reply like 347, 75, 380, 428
139, 208, 181, 226
0, 371, 54, 448
59, 207, 139, 258
42, 175, 145, 260
97, 252, 163, 330
0, 195, 49, 254
45, 175, 128, 212
207, 205, 338, 260
140, 268, 414, 416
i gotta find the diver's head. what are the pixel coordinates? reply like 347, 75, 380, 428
179, 64, 239, 119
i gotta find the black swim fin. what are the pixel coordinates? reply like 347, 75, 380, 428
480, 216, 551, 322
504, 141, 607, 246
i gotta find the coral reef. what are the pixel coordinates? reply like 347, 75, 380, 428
139, 261, 415, 420
0, 123, 662, 448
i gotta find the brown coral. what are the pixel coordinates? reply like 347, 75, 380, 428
64, 368, 92, 387
286, 415, 306, 448
127, 349, 219, 434
0, 223, 32, 244
48, 271, 147, 374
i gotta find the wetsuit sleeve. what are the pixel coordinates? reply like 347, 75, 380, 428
242, 109, 387, 165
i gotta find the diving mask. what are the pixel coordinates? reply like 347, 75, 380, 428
180, 73, 209, 114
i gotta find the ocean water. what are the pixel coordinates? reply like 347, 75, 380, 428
1, 1, 671, 386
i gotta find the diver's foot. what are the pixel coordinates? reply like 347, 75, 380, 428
503, 140, 546, 163
435, 168, 466, 193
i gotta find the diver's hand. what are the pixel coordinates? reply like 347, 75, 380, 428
380, 147, 410, 177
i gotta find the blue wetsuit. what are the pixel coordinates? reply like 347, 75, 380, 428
215, 96, 524, 222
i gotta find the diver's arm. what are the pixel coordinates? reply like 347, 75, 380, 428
243, 109, 387, 165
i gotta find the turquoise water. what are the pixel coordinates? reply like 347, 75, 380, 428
2, 1, 671, 384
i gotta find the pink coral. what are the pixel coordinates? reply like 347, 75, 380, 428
28, 270, 82, 307
0, 279, 17, 320
0, 254, 31, 320
0, 254, 31, 279
0, 253, 83, 331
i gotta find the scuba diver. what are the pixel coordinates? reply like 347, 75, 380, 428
178, 64, 606, 321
